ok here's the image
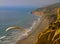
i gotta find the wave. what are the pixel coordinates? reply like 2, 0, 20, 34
0, 30, 27, 44
0, 17, 41, 44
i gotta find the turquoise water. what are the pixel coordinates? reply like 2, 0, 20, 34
0, 7, 38, 44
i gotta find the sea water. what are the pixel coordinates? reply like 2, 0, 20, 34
0, 7, 38, 44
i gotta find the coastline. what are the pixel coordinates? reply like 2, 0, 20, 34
16, 16, 51, 44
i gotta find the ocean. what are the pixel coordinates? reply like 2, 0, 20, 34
0, 7, 38, 44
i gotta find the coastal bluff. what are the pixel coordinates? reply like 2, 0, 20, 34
16, 3, 60, 44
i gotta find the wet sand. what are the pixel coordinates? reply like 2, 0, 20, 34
16, 17, 50, 44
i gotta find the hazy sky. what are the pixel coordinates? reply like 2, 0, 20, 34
0, 0, 60, 7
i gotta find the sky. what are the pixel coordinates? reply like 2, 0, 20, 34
0, 0, 60, 7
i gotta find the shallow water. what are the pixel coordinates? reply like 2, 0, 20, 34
0, 7, 38, 44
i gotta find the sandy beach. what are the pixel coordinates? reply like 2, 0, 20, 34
16, 17, 50, 44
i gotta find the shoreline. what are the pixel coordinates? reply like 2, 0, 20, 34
16, 16, 50, 44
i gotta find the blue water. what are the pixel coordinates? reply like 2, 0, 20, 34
0, 7, 38, 44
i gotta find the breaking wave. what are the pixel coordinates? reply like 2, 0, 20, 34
0, 30, 28, 44
0, 17, 41, 44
